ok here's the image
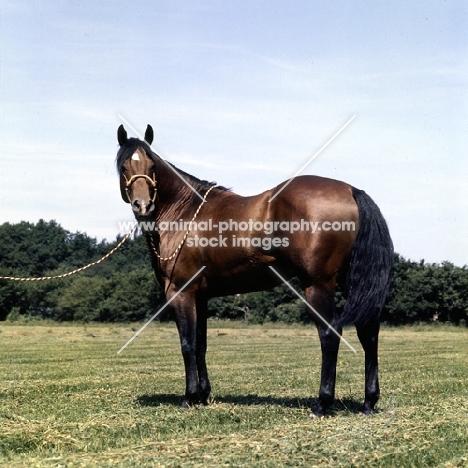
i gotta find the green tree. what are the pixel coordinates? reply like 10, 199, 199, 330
383, 255, 468, 325
55, 276, 107, 322
98, 269, 162, 322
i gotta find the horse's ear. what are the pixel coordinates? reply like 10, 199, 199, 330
118, 125, 127, 146
144, 125, 154, 145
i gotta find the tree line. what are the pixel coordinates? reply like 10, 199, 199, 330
1, 220, 467, 326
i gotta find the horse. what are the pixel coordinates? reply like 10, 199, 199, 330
116, 124, 393, 416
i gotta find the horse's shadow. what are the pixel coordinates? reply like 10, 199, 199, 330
136, 393, 365, 415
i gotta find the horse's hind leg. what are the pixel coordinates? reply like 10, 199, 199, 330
306, 285, 341, 417
356, 320, 380, 415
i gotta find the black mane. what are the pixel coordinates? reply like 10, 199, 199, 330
116, 138, 230, 192
165, 162, 231, 192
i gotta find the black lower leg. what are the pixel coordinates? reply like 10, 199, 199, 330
312, 322, 341, 416
356, 321, 380, 415
196, 302, 211, 405
173, 298, 200, 408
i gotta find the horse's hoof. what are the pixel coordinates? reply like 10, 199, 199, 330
310, 404, 326, 418
358, 403, 374, 415
310, 398, 333, 418
358, 401, 375, 416
180, 399, 192, 408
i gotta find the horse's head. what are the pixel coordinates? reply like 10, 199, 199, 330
117, 124, 157, 219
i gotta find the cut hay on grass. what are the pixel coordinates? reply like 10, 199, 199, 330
0, 322, 467, 467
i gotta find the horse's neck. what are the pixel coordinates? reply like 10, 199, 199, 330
144, 230, 160, 267
155, 165, 202, 223
145, 184, 201, 264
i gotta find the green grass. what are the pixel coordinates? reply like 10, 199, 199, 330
0, 322, 467, 467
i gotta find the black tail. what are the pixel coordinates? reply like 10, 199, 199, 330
339, 188, 394, 327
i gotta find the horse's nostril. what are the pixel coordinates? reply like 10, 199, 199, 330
132, 200, 141, 212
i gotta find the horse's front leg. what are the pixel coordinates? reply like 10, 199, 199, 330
171, 291, 200, 407
196, 297, 211, 405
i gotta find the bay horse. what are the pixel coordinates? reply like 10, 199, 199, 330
116, 124, 393, 416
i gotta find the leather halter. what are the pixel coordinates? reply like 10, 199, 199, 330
123, 173, 157, 204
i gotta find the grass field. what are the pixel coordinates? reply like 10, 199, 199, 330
0, 322, 467, 467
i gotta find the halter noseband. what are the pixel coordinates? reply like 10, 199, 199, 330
123, 173, 157, 204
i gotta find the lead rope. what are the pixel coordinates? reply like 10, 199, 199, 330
0, 185, 216, 281
148, 184, 216, 262
0, 225, 138, 282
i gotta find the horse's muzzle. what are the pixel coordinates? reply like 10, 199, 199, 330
132, 199, 155, 218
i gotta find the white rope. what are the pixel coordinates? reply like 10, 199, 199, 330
149, 185, 216, 261
0, 185, 216, 280
0, 225, 138, 282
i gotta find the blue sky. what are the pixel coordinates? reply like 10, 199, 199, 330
1, 1, 467, 265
